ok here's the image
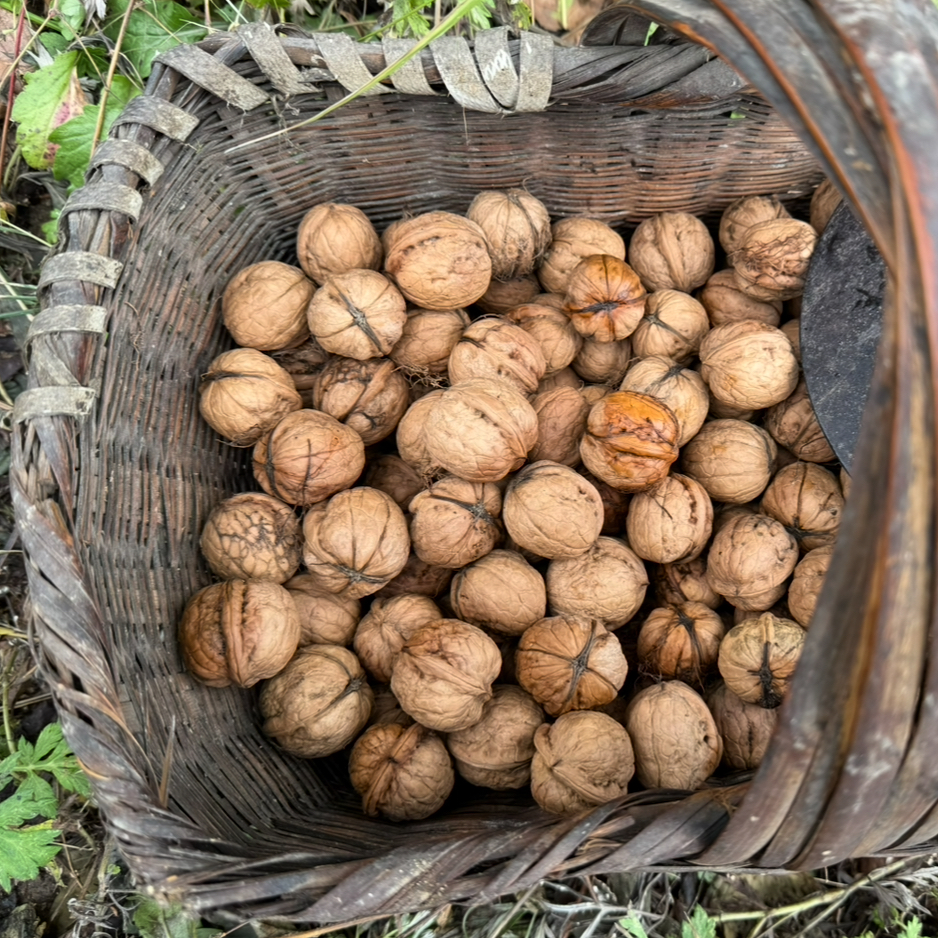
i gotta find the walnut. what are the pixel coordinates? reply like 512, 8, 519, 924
200, 492, 301, 583
538, 367, 582, 394
719, 196, 790, 255
764, 380, 836, 463
517, 615, 627, 716
395, 389, 447, 478
546, 537, 648, 629
502, 461, 603, 559
630, 290, 710, 363
447, 685, 545, 789
699, 321, 799, 409
384, 212, 492, 309
730, 218, 818, 301
655, 557, 722, 609
296, 202, 382, 283
466, 189, 552, 280
788, 545, 833, 628
761, 462, 843, 550
476, 274, 541, 314
353, 594, 442, 683
506, 303, 583, 375
376, 552, 454, 600
627, 213, 715, 293
253, 409, 365, 507
284, 575, 361, 646
579, 391, 680, 493
530, 711, 634, 814
222, 261, 313, 351
409, 475, 502, 568
179, 579, 301, 688
423, 378, 537, 483
448, 317, 547, 394
449, 550, 547, 636
349, 723, 454, 821
307, 269, 407, 360
272, 336, 331, 388
780, 319, 801, 363
707, 398, 756, 422
626, 473, 713, 564
563, 255, 646, 342
302, 487, 410, 598
718, 612, 805, 707
698, 269, 782, 328
580, 385, 609, 406
619, 356, 709, 447
625, 681, 722, 789
579, 470, 631, 536
391, 619, 502, 731
707, 681, 778, 770
364, 454, 425, 512
572, 337, 632, 384
809, 179, 842, 234
529, 387, 590, 466
260, 645, 373, 757
310, 357, 410, 445
680, 419, 777, 504
199, 348, 303, 446
840, 466, 851, 500
707, 512, 799, 612
636, 603, 725, 684
538, 217, 626, 295
390, 307, 470, 375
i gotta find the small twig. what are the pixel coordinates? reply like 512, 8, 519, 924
90, 0, 136, 160
0, 4, 27, 197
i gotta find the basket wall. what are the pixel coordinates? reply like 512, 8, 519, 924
13, 5, 938, 926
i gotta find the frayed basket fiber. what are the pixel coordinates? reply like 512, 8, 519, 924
10, 0, 938, 925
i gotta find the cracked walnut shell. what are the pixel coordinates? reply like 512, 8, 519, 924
619, 356, 708, 447
636, 603, 725, 684
579, 391, 680, 493
179, 578, 300, 688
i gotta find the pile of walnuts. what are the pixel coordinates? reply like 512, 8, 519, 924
179, 180, 846, 821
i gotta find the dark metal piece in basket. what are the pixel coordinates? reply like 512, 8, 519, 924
800, 200, 886, 472
9, 1, 938, 925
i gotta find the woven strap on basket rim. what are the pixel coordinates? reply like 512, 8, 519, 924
10, 1, 938, 923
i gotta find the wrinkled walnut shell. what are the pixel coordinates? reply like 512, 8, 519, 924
447, 684, 545, 789
707, 681, 778, 770
448, 317, 547, 394
729, 218, 818, 301
636, 603, 725, 684
466, 189, 552, 280
284, 574, 361, 646
625, 681, 722, 789
764, 380, 836, 463
579, 391, 680, 493
563, 255, 647, 342
530, 711, 634, 814
200, 492, 302, 583
296, 202, 382, 283
390, 307, 470, 375
718, 613, 805, 708
391, 619, 502, 731
630, 290, 710, 363
179, 579, 301, 688
260, 644, 373, 757
302, 487, 410, 598
761, 461, 843, 551
517, 615, 627, 716
788, 545, 833, 628
625, 473, 713, 564
628, 212, 715, 293
538, 217, 626, 295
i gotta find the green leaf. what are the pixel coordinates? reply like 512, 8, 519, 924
104, 0, 207, 80
0, 789, 43, 829
132, 899, 220, 938
57, 0, 85, 31
39, 31, 70, 56
15, 773, 58, 819
618, 915, 649, 938
0, 822, 61, 892
41, 210, 61, 245
51, 76, 141, 189
900, 918, 924, 938
682, 906, 717, 938
11, 51, 86, 169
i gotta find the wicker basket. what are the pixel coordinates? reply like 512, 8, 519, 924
10, 0, 938, 925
